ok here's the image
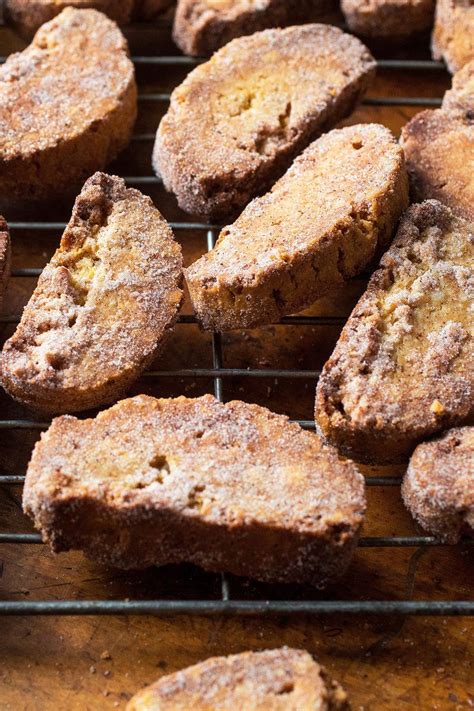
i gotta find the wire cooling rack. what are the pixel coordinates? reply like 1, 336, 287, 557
0, 21, 472, 617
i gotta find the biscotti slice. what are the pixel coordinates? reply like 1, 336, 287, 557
0, 8, 137, 213
1, 173, 183, 414
173, 0, 333, 57
4, 0, 135, 39
154, 24, 376, 221
185, 124, 408, 331
23, 394, 365, 585
316, 200, 474, 464
400, 61, 474, 222
0, 217, 12, 313
127, 648, 349, 710
432, 0, 474, 73
342, 0, 434, 41
402, 427, 474, 543
441, 57, 474, 112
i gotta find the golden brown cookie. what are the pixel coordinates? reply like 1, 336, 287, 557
127, 648, 349, 710
154, 24, 375, 220
316, 200, 474, 464
185, 124, 408, 331
1, 173, 183, 414
402, 426, 474, 543
400, 60, 474, 221
173, 0, 334, 56
341, 0, 434, 40
432, 0, 474, 73
0, 8, 137, 213
23, 394, 365, 586
441, 58, 474, 111
4, 0, 134, 39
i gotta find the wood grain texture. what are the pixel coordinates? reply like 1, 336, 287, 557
0, 21, 472, 711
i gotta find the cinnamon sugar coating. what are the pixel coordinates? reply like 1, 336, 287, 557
432, 0, 474, 73
185, 124, 408, 331
4, 0, 134, 38
442, 59, 474, 112
316, 201, 474, 464
23, 394, 365, 586
0, 8, 137, 212
173, 0, 334, 56
400, 60, 474, 221
0, 217, 11, 313
127, 648, 349, 710
402, 426, 474, 542
153, 24, 375, 221
1, 173, 183, 414
5, 0, 175, 38
341, 0, 434, 40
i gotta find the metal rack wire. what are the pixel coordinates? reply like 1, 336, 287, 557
0, 31, 472, 617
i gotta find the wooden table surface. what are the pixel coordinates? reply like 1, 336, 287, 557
0, 15, 473, 711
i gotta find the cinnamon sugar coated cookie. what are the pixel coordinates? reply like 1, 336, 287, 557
342, 0, 434, 40
23, 394, 365, 586
127, 648, 349, 710
173, 0, 334, 56
185, 124, 408, 331
0, 8, 137, 212
316, 201, 474, 464
432, 0, 474, 73
4, 0, 134, 38
402, 427, 474, 542
400, 60, 474, 221
1, 173, 183, 414
154, 24, 375, 220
